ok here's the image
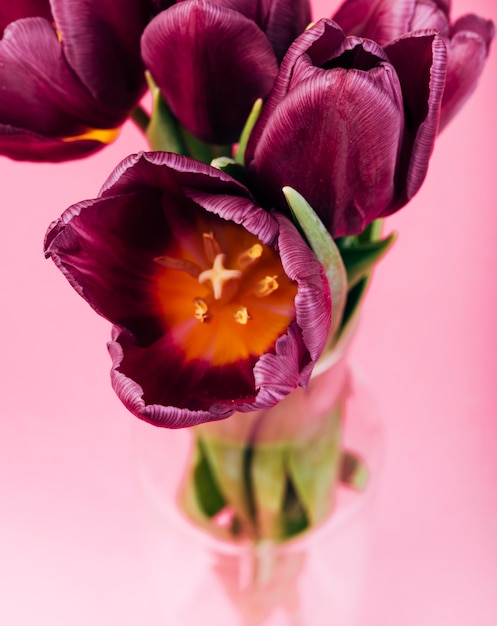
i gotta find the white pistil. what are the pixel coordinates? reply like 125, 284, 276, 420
198, 253, 242, 300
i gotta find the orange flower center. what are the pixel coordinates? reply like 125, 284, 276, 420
154, 219, 297, 366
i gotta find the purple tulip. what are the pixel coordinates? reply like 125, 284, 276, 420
142, 0, 290, 144
44, 151, 331, 428
245, 19, 447, 238
151, 0, 311, 62
332, 0, 494, 130
0, 0, 150, 161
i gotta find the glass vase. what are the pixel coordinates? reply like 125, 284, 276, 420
133, 342, 382, 626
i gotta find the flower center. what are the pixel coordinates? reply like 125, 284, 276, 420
154, 218, 297, 366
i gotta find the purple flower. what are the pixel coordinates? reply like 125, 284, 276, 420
44, 151, 331, 428
151, 0, 312, 62
332, 0, 494, 130
141, 0, 311, 144
245, 19, 447, 238
0, 0, 150, 162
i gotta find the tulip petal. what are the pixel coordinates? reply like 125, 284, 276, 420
0, 1, 53, 35
45, 190, 171, 345
214, 0, 311, 62
49, 0, 148, 108
142, 0, 279, 143
274, 213, 331, 368
0, 18, 108, 136
384, 31, 446, 205
332, 0, 416, 43
439, 15, 495, 130
0, 124, 105, 161
109, 330, 255, 427
248, 61, 404, 236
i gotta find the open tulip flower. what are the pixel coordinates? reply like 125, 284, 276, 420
0, 0, 150, 161
245, 18, 447, 238
332, 0, 494, 130
44, 151, 331, 428
141, 0, 311, 144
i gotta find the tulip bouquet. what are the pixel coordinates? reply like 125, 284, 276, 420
2, 0, 493, 605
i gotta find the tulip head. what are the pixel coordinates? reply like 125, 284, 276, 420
0, 0, 150, 161
44, 152, 331, 427
245, 19, 446, 237
332, 0, 494, 130
142, 0, 313, 145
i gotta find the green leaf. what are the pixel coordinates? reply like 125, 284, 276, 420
339, 232, 397, 289
282, 187, 347, 342
250, 446, 287, 539
192, 438, 227, 517
199, 435, 256, 537
285, 402, 343, 527
235, 98, 263, 165
145, 72, 189, 154
210, 157, 249, 185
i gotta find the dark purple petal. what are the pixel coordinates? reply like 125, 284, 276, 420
263, 0, 312, 62
212, 0, 311, 62
141, 0, 279, 143
50, 0, 149, 109
99, 151, 262, 211
439, 15, 495, 130
245, 19, 347, 166
332, 0, 453, 43
0, 124, 106, 161
45, 189, 171, 345
384, 30, 446, 207
248, 54, 405, 236
0, 18, 116, 136
332, 0, 417, 43
0, 2, 148, 161
251, 323, 306, 406
109, 330, 255, 426
0, 0, 52, 35
331, 0, 494, 133
273, 213, 331, 368
410, 0, 450, 35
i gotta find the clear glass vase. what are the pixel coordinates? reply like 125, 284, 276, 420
133, 345, 382, 626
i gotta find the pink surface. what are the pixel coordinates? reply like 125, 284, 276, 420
1, 1, 496, 624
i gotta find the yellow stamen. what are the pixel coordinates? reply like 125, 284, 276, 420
233, 307, 250, 325
61, 127, 120, 144
254, 275, 279, 297
198, 253, 242, 300
237, 244, 263, 269
194, 298, 210, 323
54, 25, 63, 42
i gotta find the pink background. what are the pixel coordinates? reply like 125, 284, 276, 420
1, 0, 496, 623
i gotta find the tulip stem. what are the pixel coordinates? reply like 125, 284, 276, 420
130, 105, 150, 133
